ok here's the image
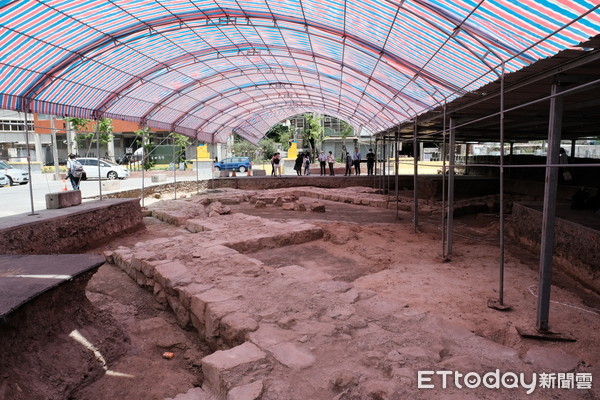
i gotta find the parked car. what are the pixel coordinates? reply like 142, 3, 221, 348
0, 172, 8, 187
214, 157, 252, 172
0, 160, 30, 185
77, 158, 130, 180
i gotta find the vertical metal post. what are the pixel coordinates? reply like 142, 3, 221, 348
395, 127, 400, 219
441, 104, 447, 258
96, 120, 102, 200
196, 139, 200, 194
498, 64, 506, 306
141, 133, 146, 208
537, 83, 564, 331
374, 139, 378, 187
570, 139, 576, 163
50, 116, 60, 181
173, 134, 177, 200
446, 118, 456, 254
413, 120, 419, 232
23, 109, 36, 215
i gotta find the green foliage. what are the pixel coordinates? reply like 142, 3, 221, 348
134, 127, 154, 170
66, 117, 113, 152
169, 132, 191, 164
340, 120, 354, 139
303, 113, 324, 156
231, 137, 278, 161
266, 123, 291, 150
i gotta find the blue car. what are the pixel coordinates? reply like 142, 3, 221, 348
214, 157, 252, 172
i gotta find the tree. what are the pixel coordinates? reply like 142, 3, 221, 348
170, 132, 190, 166
65, 117, 113, 156
266, 123, 291, 151
303, 113, 324, 158
134, 127, 154, 170
340, 120, 354, 139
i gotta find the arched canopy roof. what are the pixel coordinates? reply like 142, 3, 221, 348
0, 0, 598, 143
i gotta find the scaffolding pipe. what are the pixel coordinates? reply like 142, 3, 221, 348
537, 82, 564, 332
141, 134, 146, 208
498, 63, 506, 306
441, 104, 447, 258
173, 135, 177, 200
196, 140, 200, 194
413, 120, 419, 232
23, 109, 36, 215
96, 121, 102, 201
446, 118, 456, 254
395, 127, 400, 219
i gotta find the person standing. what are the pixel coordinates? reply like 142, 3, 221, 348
303, 152, 311, 175
352, 147, 362, 175
273, 152, 282, 177
294, 153, 303, 176
327, 151, 335, 176
366, 148, 376, 175
318, 151, 327, 175
344, 152, 353, 176
66, 153, 82, 191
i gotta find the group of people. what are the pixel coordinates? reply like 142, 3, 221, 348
344, 147, 376, 176
275, 147, 377, 177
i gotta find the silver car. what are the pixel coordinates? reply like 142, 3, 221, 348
0, 160, 30, 185
0, 172, 8, 187
78, 157, 130, 180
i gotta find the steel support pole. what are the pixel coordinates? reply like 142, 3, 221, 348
51, 117, 60, 181
395, 127, 399, 219
96, 121, 103, 201
537, 83, 564, 332
23, 109, 36, 215
196, 139, 200, 194
413, 120, 419, 232
141, 136, 146, 208
446, 118, 456, 254
173, 135, 177, 200
498, 65, 506, 306
441, 105, 447, 258
374, 139, 378, 188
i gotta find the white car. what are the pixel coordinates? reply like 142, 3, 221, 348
77, 158, 130, 180
0, 160, 30, 185
0, 172, 8, 187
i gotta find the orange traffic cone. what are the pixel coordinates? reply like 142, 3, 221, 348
61, 179, 68, 191
247, 169, 251, 176
231, 170, 236, 177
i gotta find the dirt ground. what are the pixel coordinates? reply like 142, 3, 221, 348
28, 186, 600, 399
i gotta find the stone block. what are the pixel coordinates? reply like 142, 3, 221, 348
202, 342, 267, 398
227, 381, 263, 400
45, 191, 82, 209
281, 203, 295, 210
190, 289, 235, 325
268, 342, 315, 369
153, 261, 190, 293
254, 200, 266, 208
205, 300, 243, 338
310, 202, 325, 212
294, 202, 307, 211
151, 174, 167, 183
167, 294, 191, 328
177, 282, 213, 308
273, 197, 283, 206
252, 169, 266, 176
101, 180, 120, 191
221, 313, 259, 346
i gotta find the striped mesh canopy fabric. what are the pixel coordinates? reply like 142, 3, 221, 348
0, 0, 598, 142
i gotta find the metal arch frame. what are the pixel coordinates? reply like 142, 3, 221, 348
159, 79, 401, 136
20, 8, 471, 108
101, 46, 427, 121
187, 90, 384, 140
194, 93, 386, 142
144, 69, 411, 129
189, 85, 395, 135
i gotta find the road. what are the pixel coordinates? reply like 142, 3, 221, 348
0, 172, 200, 218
